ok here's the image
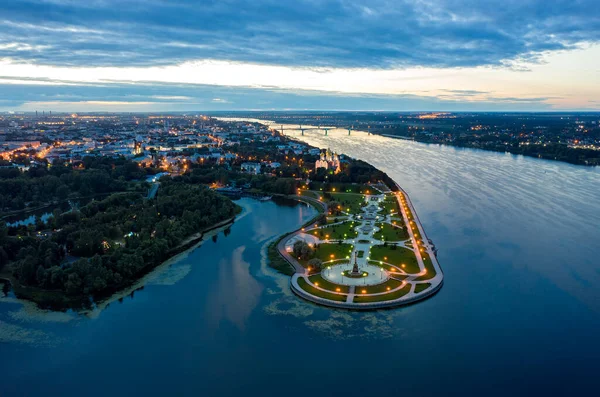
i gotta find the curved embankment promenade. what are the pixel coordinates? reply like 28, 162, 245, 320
278, 183, 444, 310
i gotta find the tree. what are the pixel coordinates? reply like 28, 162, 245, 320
293, 241, 314, 260
36, 265, 46, 286
0, 247, 8, 270
328, 201, 342, 215
307, 258, 323, 271
65, 273, 83, 295
56, 184, 70, 200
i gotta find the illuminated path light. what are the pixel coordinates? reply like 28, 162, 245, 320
279, 180, 444, 309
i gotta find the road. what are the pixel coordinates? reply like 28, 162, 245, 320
147, 183, 159, 199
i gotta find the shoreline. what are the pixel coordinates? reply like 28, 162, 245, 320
0, 215, 237, 312
288, 185, 444, 310
82, 219, 235, 318
245, 117, 599, 168
237, 118, 445, 309
378, 132, 599, 167
274, 182, 444, 310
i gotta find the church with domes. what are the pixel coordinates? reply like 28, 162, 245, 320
315, 148, 341, 173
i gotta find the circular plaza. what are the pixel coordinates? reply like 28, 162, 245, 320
283, 185, 444, 309
321, 262, 389, 286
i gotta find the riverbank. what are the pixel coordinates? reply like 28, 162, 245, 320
0, 214, 238, 310
378, 132, 600, 167
81, 218, 236, 318
290, 185, 443, 309
266, 178, 444, 310
266, 195, 326, 275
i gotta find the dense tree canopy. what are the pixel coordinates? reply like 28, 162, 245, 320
1, 181, 239, 303
0, 156, 151, 212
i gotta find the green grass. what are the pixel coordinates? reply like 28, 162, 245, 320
367, 261, 409, 279
353, 283, 412, 303
369, 245, 420, 274
357, 250, 365, 258
329, 192, 366, 214
382, 198, 400, 215
326, 216, 348, 224
399, 194, 423, 242
354, 278, 403, 295
373, 222, 409, 241
297, 277, 348, 302
309, 274, 350, 294
308, 182, 371, 194
300, 190, 320, 199
300, 243, 354, 265
267, 240, 295, 276
315, 221, 358, 240
414, 283, 431, 293
414, 251, 437, 281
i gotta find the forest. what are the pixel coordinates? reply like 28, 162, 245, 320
0, 156, 151, 212
0, 180, 239, 306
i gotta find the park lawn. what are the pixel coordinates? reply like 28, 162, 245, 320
354, 278, 403, 295
399, 194, 424, 242
309, 274, 350, 294
312, 243, 354, 263
414, 283, 432, 293
326, 216, 348, 224
353, 283, 412, 303
414, 251, 437, 281
373, 222, 409, 242
317, 221, 358, 240
300, 190, 321, 199
308, 182, 371, 194
330, 192, 366, 214
367, 261, 409, 279
297, 277, 347, 302
322, 259, 349, 267
369, 245, 420, 274
382, 198, 400, 215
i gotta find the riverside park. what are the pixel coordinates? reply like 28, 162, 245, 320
278, 182, 444, 309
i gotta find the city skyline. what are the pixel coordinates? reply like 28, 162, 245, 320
1, 0, 599, 111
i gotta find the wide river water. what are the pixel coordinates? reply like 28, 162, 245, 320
2, 126, 600, 396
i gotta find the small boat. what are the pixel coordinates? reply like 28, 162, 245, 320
259, 196, 272, 201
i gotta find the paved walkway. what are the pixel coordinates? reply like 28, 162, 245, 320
279, 185, 444, 308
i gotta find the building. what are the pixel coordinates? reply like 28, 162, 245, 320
241, 162, 261, 174
315, 148, 341, 172
133, 139, 144, 155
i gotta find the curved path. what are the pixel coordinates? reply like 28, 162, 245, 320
279, 184, 444, 310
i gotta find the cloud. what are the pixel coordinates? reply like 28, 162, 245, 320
0, 0, 598, 69
0, 80, 557, 112
441, 89, 490, 96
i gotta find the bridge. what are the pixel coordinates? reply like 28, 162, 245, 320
276, 124, 372, 136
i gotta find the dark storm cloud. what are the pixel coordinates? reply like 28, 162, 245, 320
0, 0, 598, 68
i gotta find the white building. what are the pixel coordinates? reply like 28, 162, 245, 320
241, 162, 261, 174
315, 148, 341, 172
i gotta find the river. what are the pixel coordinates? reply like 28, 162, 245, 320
1, 127, 600, 396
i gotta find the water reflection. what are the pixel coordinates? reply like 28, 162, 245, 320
206, 246, 263, 331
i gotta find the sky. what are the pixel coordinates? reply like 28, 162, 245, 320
0, 0, 599, 112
